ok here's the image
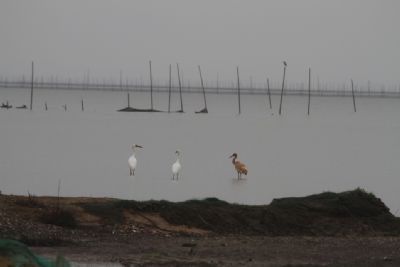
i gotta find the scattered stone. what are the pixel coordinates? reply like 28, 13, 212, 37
383, 256, 393, 261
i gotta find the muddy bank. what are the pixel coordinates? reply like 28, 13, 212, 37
1, 189, 400, 266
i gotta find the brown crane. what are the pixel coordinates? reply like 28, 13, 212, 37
229, 153, 248, 180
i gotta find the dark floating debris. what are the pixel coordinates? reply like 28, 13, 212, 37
118, 107, 162, 112
1, 102, 12, 109
16, 105, 27, 109
195, 107, 208, 114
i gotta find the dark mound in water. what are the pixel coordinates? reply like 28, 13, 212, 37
118, 107, 163, 112
81, 189, 400, 236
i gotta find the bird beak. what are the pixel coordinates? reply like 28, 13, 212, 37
228, 154, 233, 158
136, 145, 143, 148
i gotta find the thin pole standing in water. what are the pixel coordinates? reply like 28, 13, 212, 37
176, 63, 183, 112
267, 78, 272, 109
216, 72, 219, 94
149, 61, 153, 110
168, 64, 172, 113
120, 70, 123, 91
30, 61, 34, 110
279, 61, 287, 115
81, 99, 84, 111
198, 65, 208, 112
237, 66, 241, 115
351, 79, 356, 112
127, 93, 130, 107
308, 68, 311, 115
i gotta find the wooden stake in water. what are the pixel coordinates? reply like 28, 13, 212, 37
267, 78, 272, 109
45, 102, 48, 111
216, 73, 219, 94
127, 93, 130, 107
81, 99, 84, 111
168, 64, 172, 113
176, 63, 183, 112
198, 65, 208, 112
351, 79, 356, 112
279, 61, 287, 115
120, 70, 123, 91
149, 61, 153, 110
308, 68, 311, 116
30, 61, 34, 110
237, 66, 241, 115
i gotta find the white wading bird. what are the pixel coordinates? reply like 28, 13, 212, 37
172, 150, 182, 180
129, 144, 143, 176
229, 153, 248, 180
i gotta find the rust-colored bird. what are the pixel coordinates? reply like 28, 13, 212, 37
229, 153, 248, 180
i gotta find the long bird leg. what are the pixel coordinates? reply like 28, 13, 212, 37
177, 173, 179, 180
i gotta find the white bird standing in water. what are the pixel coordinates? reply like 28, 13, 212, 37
172, 150, 182, 180
129, 144, 143, 176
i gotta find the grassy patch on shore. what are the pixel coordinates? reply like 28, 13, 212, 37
79, 188, 400, 236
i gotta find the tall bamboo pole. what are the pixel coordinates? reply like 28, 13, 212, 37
237, 66, 241, 115
308, 68, 311, 115
177, 63, 183, 112
198, 65, 208, 112
279, 61, 287, 115
351, 79, 356, 112
267, 78, 272, 109
30, 61, 34, 110
149, 61, 153, 110
120, 70, 123, 91
168, 64, 171, 113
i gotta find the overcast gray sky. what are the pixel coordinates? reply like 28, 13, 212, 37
0, 0, 399, 89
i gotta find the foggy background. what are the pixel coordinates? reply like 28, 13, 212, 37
0, 0, 399, 88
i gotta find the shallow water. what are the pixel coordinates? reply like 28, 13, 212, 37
1, 88, 400, 212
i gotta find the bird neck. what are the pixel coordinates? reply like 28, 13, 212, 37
232, 157, 237, 165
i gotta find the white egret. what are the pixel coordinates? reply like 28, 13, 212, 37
129, 144, 143, 176
172, 150, 182, 180
229, 153, 248, 180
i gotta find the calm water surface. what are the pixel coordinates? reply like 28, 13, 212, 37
1, 88, 400, 212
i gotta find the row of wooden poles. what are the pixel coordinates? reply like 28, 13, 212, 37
234, 63, 356, 115
121, 61, 207, 113
27, 61, 357, 114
